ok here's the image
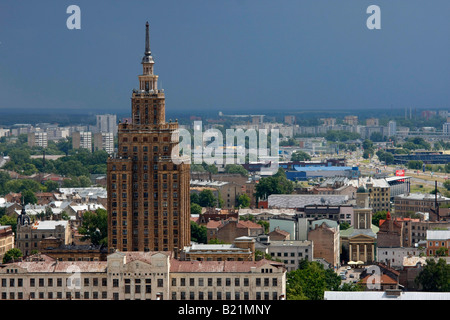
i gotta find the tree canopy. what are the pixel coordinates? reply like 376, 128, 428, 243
255, 168, 294, 200
286, 260, 342, 300
3, 248, 22, 263
415, 258, 450, 292
290, 150, 311, 162
78, 208, 108, 246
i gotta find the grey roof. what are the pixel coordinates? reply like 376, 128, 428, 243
427, 230, 450, 240
268, 194, 349, 209
58, 187, 107, 199
395, 193, 450, 201
190, 180, 229, 187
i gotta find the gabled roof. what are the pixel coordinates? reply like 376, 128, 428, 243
360, 273, 398, 285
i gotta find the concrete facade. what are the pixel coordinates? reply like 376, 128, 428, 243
0, 251, 286, 300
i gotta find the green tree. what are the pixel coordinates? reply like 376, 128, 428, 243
0, 215, 17, 233
291, 151, 311, 162
44, 180, 60, 192
339, 282, 364, 291
443, 180, 450, 191
407, 160, 423, 170
62, 175, 92, 188
237, 194, 251, 208
224, 164, 248, 177
198, 189, 217, 208
339, 221, 351, 230
0, 171, 11, 195
376, 150, 394, 165
22, 189, 37, 205
56, 159, 90, 177
190, 203, 202, 215
286, 260, 340, 300
372, 211, 387, 227
78, 209, 108, 246
3, 248, 22, 263
190, 221, 207, 244
190, 193, 200, 205
4, 179, 42, 193
436, 247, 449, 257
255, 168, 294, 200
362, 139, 374, 151
415, 258, 450, 292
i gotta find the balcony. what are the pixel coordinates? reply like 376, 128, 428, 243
132, 89, 165, 98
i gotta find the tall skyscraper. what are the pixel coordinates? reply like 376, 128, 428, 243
107, 22, 191, 254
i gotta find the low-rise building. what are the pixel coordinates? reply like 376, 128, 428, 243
266, 240, 313, 272
206, 218, 264, 244
426, 230, 450, 256
377, 247, 425, 269
16, 210, 71, 257
0, 251, 286, 300
0, 226, 14, 262
39, 237, 108, 261
394, 193, 450, 219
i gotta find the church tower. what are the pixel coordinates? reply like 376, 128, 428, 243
107, 22, 191, 254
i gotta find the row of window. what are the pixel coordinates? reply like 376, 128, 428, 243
1, 277, 107, 287
270, 251, 308, 257
112, 278, 163, 288
1, 290, 280, 300
171, 277, 278, 287
428, 241, 450, 247
111, 201, 179, 209
172, 291, 279, 300
1, 291, 108, 300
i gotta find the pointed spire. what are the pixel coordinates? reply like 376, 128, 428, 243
145, 21, 151, 55
142, 21, 154, 64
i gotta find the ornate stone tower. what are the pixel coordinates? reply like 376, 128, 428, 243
107, 22, 190, 254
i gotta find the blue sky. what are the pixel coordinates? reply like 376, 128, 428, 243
0, 0, 449, 114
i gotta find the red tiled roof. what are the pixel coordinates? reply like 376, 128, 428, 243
206, 220, 223, 229
169, 259, 284, 273
237, 220, 263, 229
360, 273, 398, 285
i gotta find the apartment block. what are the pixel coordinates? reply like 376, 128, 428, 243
27, 132, 48, 148
72, 131, 92, 151
93, 132, 114, 155
96, 114, 117, 136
